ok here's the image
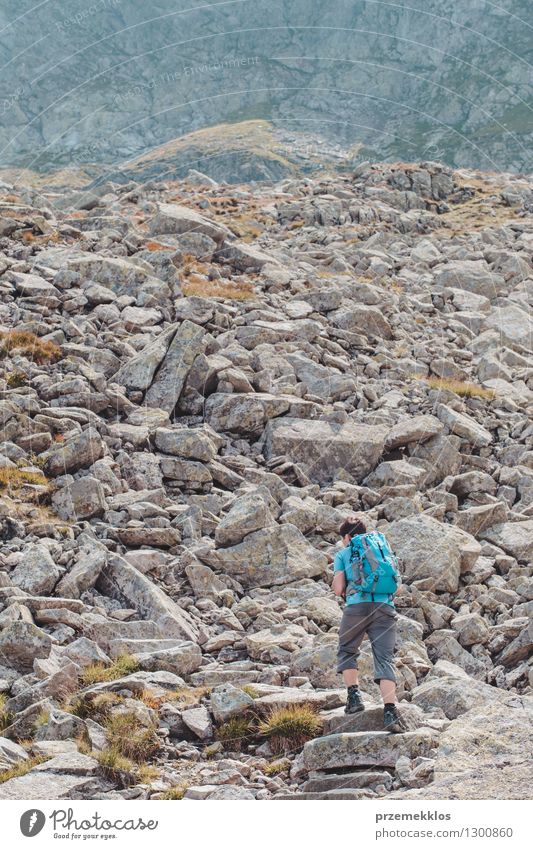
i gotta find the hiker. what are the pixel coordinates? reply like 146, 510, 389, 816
332, 516, 406, 732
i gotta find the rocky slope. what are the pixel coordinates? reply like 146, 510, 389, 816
0, 158, 532, 800
1, 0, 531, 172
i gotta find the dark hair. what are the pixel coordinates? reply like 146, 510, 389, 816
339, 516, 366, 538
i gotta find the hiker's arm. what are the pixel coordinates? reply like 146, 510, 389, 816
332, 570, 346, 598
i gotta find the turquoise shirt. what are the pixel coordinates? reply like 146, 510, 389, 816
333, 545, 395, 606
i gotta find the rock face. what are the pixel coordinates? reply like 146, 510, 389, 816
263, 418, 388, 484
386, 516, 480, 592
198, 524, 328, 588
304, 728, 440, 770
10, 544, 62, 595
0, 157, 532, 802
145, 320, 206, 413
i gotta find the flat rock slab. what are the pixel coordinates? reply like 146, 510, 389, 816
0, 772, 103, 800
303, 728, 441, 771
254, 688, 345, 714
263, 417, 388, 485
303, 770, 392, 792
321, 704, 434, 735
275, 789, 375, 800
96, 553, 201, 642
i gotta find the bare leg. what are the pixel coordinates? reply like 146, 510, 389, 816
342, 669, 359, 687
380, 679, 396, 704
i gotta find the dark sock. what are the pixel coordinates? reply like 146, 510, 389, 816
384, 702, 395, 707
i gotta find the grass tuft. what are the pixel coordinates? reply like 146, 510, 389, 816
67, 691, 124, 722
0, 755, 48, 784
0, 331, 61, 364
0, 468, 48, 491
424, 376, 496, 400
159, 782, 189, 800
257, 705, 322, 755
263, 758, 291, 776
103, 712, 159, 763
215, 716, 255, 752
168, 686, 210, 707
79, 654, 140, 687
96, 747, 136, 784
0, 694, 11, 732
6, 369, 27, 388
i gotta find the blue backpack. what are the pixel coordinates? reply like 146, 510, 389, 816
345, 531, 400, 601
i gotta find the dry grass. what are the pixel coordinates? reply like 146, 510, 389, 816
79, 654, 140, 687
33, 709, 50, 731
263, 758, 291, 776
96, 747, 137, 784
0, 694, 11, 732
0, 467, 48, 492
6, 369, 27, 388
169, 686, 210, 708
135, 689, 162, 711
182, 277, 255, 300
144, 239, 172, 252
67, 691, 124, 722
103, 713, 159, 763
180, 253, 255, 300
159, 782, 190, 800
241, 685, 259, 699
257, 705, 322, 754
0, 331, 61, 364
0, 755, 48, 784
215, 716, 255, 752
423, 376, 496, 400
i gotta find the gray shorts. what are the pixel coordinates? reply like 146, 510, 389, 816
337, 602, 398, 683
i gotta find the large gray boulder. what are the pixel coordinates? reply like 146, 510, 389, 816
285, 352, 356, 402
411, 672, 505, 719
51, 476, 106, 520
386, 515, 480, 592
56, 548, 107, 599
215, 491, 275, 547
330, 304, 392, 339
385, 415, 443, 450
96, 553, 202, 642
263, 417, 388, 485
436, 403, 492, 448
155, 426, 217, 461
149, 202, 233, 243
484, 303, 533, 352
145, 320, 206, 413
43, 428, 105, 477
209, 684, 255, 723
114, 325, 176, 391
205, 392, 291, 436
197, 523, 328, 588
10, 544, 61, 595
133, 642, 202, 676
303, 728, 440, 771
480, 520, 533, 562
0, 622, 52, 671
389, 696, 533, 799
433, 260, 505, 298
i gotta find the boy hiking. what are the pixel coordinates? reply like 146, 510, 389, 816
332, 516, 406, 733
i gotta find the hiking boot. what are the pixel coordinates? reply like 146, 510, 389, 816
344, 686, 365, 715
383, 703, 406, 733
